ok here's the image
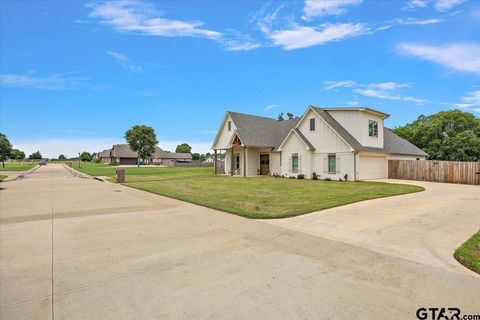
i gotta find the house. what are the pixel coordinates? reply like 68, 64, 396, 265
98, 149, 112, 164
211, 106, 427, 180
109, 144, 193, 165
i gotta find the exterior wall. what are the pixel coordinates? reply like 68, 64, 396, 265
225, 146, 245, 176
100, 157, 111, 164
388, 154, 426, 160
328, 110, 384, 148
280, 133, 312, 178
269, 152, 281, 175
298, 109, 352, 153
311, 152, 355, 181
246, 147, 259, 176
213, 114, 236, 149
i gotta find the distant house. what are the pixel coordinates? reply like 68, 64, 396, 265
212, 106, 427, 180
203, 157, 214, 163
100, 144, 192, 166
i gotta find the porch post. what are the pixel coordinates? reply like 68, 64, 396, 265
243, 146, 247, 177
230, 147, 234, 176
214, 149, 217, 175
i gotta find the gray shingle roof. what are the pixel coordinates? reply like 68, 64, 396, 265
98, 149, 111, 158
294, 129, 315, 150
112, 144, 193, 159
384, 128, 428, 156
226, 107, 426, 157
228, 112, 299, 148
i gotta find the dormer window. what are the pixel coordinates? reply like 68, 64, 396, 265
228, 121, 232, 131
368, 120, 378, 137
309, 118, 315, 131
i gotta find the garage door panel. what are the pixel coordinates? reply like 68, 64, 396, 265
358, 156, 386, 180
119, 158, 137, 165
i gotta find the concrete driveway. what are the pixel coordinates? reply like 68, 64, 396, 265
264, 179, 480, 276
1, 165, 479, 320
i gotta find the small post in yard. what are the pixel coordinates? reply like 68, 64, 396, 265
214, 149, 217, 174
116, 169, 125, 183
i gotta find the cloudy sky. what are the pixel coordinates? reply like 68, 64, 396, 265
1, 0, 479, 157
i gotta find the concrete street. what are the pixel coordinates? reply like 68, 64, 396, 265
1, 164, 479, 320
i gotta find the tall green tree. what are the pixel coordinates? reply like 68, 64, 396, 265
175, 143, 192, 153
80, 151, 93, 162
28, 151, 42, 160
125, 125, 158, 166
0, 133, 13, 167
277, 113, 284, 121
58, 154, 67, 161
393, 110, 480, 161
10, 149, 25, 160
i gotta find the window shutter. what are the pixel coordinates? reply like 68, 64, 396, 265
336, 156, 341, 174
323, 156, 328, 174
298, 157, 302, 173
288, 157, 292, 173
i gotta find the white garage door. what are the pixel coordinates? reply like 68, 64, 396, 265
358, 155, 387, 180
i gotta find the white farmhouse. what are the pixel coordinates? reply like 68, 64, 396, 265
212, 106, 427, 180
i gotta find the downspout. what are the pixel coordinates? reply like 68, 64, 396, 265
353, 151, 358, 181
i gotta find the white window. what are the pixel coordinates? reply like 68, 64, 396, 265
368, 120, 378, 137
309, 118, 315, 131
292, 154, 299, 172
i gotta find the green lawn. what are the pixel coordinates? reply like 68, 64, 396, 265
454, 231, 480, 275
0, 175, 7, 182
71, 164, 423, 218
0, 162, 37, 171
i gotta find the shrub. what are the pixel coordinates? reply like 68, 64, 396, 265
297, 174, 305, 179
312, 171, 318, 180
289, 176, 296, 179
344, 174, 348, 181
324, 177, 332, 181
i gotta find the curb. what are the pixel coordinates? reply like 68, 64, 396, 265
62, 164, 93, 179
0, 165, 40, 182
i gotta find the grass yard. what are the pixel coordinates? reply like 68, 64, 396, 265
454, 231, 480, 275
113, 168, 423, 219
0, 162, 37, 171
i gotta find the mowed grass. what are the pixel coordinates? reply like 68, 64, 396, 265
454, 231, 480, 275
115, 168, 424, 219
0, 162, 37, 171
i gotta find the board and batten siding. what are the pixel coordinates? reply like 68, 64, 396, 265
327, 110, 384, 149
213, 114, 236, 150
280, 132, 312, 177
312, 152, 355, 180
269, 152, 281, 175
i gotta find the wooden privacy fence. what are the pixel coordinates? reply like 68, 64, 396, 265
388, 160, 480, 185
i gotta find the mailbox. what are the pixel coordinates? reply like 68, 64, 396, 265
116, 169, 125, 183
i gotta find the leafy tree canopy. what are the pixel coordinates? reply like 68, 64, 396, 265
125, 125, 158, 165
175, 143, 192, 153
58, 154, 67, 161
10, 149, 25, 160
277, 113, 284, 121
192, 153, 200, 161
0, 133, 13, 167
80, 151, 93, 162
393, 110, 480, 161
29, 151, 42, 160
287, 112, 294, 120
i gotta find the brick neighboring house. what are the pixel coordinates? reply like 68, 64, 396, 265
99, 144, 192, 166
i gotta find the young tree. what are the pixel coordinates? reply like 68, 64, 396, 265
80, 151, 93, 162
277, 113, 284, 121
58, 154, 67, 161
175, 143, 192, 153
393, 110, 480, 161
28, 151, 42, 160
0, 133, 13, 167
125, 125, 158, 166
191, 153, 200, 161
10, 148, 25, 160
287, 112, 294, 120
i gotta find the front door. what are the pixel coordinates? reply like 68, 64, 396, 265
260, 154, 269, 175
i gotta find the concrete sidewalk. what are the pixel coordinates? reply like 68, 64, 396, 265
1, 164, 479, 320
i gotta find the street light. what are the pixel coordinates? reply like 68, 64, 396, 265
78, 152, 81, 169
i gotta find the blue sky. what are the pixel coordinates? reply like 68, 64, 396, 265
1, 0, 479, 157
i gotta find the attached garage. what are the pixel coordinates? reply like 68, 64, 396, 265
118, 157, 137, 165
358, 154, 387, 180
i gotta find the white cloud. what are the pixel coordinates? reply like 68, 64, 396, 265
435, 0, 465, 11
324, 80, 357, 90
0, 72, 88, 90
394, 17, 444, 25
107, 51, 142, 72
355, 88, 425, 104
88, 0, 221, 40
454, 90, 480, 110
222, 31, 262, 51
267, 23, 368, 50
407, 0, 428, 8
264, 104, 279, 111
397, 42, 480, 75
371, 82, 410, 90
302, 0, 363, 20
